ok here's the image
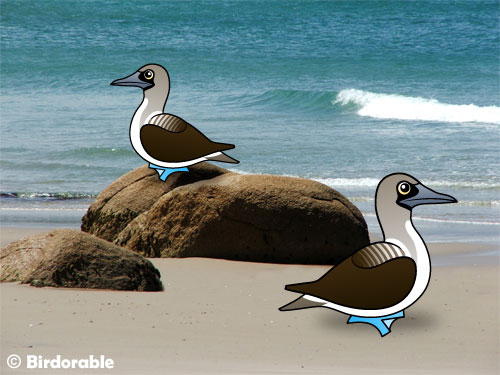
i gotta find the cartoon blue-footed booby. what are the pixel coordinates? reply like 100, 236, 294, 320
111, 64, 238, 181
279, 173, 457, 336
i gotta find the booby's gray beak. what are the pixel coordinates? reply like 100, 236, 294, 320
110, 71, 153, 89
400, 184, 457, 208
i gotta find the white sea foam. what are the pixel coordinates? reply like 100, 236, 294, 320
314, 177, 380, 188
315, 177, 500, 190
363, 212, 500, 226
0, 207, 87, 211
334, 89, 500, 124
230, 170, 499, 191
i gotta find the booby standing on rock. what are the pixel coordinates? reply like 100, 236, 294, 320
111, 64, 239, 181
279, 173, 457, 336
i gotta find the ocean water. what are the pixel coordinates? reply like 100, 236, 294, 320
1, 0, 499, 244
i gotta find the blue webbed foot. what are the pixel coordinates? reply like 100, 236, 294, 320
347, 311, 405, 336
149, 164, 189, 181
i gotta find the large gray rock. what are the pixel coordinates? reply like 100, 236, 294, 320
114, 172, 369, 264
0, 229, 163, 291
81, 162, 231, 241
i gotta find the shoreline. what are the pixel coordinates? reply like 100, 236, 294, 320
1, 225, 497, 267
2, 201, 498, 246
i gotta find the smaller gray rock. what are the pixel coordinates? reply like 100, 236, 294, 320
0, 229, 163, 291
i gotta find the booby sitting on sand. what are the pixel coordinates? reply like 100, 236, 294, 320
280, 173, 457, 336
111, 64, 238, 181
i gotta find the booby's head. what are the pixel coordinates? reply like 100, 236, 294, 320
375, 173, 457, 254
376, 173, 457, 214
110, 64, 170, 92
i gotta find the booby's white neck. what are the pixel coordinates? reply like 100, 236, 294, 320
131, 95, 163, 128
384, 218, 428, 262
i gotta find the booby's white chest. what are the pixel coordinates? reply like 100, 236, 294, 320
129, 98, 160, 160
384, 219, 431, 309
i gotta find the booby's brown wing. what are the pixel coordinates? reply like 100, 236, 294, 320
140, 114, 235, 163
285, 243, 416, 310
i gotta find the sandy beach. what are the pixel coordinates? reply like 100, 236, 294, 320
1, 226, 498, 375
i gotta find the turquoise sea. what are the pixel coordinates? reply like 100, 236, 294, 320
1, 0, 499, 244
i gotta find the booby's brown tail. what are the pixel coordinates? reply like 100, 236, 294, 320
206, 152, 239, 164
279, 295, 324, 311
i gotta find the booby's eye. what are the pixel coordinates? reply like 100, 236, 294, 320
397, 181, 411, 195
144, 70, 154, 80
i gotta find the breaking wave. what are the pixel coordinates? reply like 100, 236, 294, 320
227, 88, 500, 125
334, 89, 500, 124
